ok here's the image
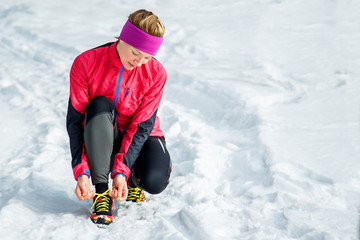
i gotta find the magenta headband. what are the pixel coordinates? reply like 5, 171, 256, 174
119, 20, 163, 56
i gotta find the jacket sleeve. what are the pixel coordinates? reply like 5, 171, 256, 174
111, 68, 167, 180
66, 55, 91, 181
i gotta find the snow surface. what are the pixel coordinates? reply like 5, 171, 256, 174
0, 0, 360, 239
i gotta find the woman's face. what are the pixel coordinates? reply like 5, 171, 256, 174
116, 40, 153, 70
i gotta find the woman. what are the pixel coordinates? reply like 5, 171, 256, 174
66, 9, 171, 225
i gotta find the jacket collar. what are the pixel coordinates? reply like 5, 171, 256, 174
109, 41, 124, 69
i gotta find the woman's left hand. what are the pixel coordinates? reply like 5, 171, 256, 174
109, 174, 128, 201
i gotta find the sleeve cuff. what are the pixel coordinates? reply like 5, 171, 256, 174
113, 173, 127, 179
76, 173, 91, 180
73, 165, 91, 181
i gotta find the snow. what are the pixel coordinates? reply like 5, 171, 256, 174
0, 0, 359, 239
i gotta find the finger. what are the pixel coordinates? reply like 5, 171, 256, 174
84, 189, 95, 200
80, 185, 88, 199
114, 189, 121, 200
83, 193, 90, 200
108, 189, 114, 198
122, 186, 128, 200
109, 189, 116, 199
112, 189, 123, 201
115, 185, 124, 200
76, 184, 87, 200
81, 183, 94, 200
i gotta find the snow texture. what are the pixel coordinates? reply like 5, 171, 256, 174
0, 0, 359, 239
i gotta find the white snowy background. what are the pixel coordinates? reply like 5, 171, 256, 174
0, 0, 359, 239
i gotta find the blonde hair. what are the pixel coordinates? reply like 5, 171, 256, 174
128, 9, 165, 37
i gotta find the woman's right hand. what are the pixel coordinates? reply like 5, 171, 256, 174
75, 175, 95, 200
109, 174, 128, 201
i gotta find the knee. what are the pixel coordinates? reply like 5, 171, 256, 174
86, 96, 113, 122
135, 161, 171, 194
139, 171, 170, 194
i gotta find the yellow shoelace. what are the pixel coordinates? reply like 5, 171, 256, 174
91, 188, 113, 213
127, 186, 145, 202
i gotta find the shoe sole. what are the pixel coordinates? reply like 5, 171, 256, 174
91, 215, 113, 225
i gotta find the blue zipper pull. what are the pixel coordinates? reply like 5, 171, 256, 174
125, 88, 130, 96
